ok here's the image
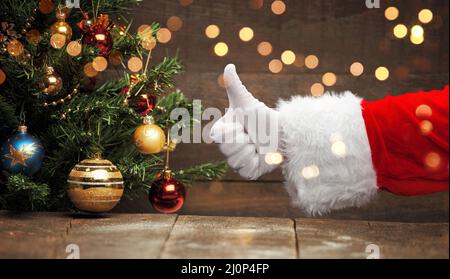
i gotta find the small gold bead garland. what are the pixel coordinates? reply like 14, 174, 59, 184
43, 84, 80, 107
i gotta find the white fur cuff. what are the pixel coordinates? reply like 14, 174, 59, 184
277, 92, 378, 216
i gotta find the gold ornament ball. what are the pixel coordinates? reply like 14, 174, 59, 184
39, 67, 63, 95
51, 20, 72, 39
6, 39, 24, 57
134, 122, 166, 154
67, 157, 124, 213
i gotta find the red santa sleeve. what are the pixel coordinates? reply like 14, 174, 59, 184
361, 86, 449, 196
277, 86, 449, 216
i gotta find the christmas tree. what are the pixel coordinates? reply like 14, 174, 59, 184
0, 0, 226, 212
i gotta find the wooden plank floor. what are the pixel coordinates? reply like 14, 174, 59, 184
0, 211, 448, 259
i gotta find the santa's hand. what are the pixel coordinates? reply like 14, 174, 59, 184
210, 64, 281, 180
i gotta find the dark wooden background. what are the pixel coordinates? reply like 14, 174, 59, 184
115, 0, 449, 221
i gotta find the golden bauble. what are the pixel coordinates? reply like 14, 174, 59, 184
6, 39, 24, 57
50, 20, 72, 39
134, 122, 166, 154
39, 66, 63, 95
67, 157, 124, 213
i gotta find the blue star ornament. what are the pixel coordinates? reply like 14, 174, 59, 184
1, 126, 45, 176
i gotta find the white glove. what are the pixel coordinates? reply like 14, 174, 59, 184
210, 64, 281, 180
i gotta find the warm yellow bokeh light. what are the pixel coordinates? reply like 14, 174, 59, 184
156, 28, 172, 44
0, 69, 6, 85
385, 7, 399, 21
418, 9, 433, 24
425, 152, 441, 169
179, 0, 193, 7
375, 66, 390, 81
393, 24, 408, 39
281, 50, 296, 65
167, 16, 183, 32
257, 41, 273, 56
205, 25, 220, 39
269, 59, 283, 74
265, 152, 284, 165
92, 56, 108, 72
128, 57, 143, 72
350, 62, 364, 76
410, 34, 425, 45
305, 55, 319, 69
322, 72, 337, 86
217, 74, 225, 88
249, 0, 264, 10
214, 42, 229, 57
302, 165, 320, 180
416, 104, 433, 119
271, 0, 286, 15
66, 40, 82, 56
420, 120, 433, 135
411, 25, 424, 37
331, 141, 347, 158
239, 27, 254, 42
311, 83, 325, 97
83, 62, 98, 78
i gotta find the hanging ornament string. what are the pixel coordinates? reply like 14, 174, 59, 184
42, 83, 80, 107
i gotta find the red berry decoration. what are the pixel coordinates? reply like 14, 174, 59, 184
149, 171, 186, 214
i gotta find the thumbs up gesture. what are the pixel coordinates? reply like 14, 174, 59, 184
210, 64, 281, 180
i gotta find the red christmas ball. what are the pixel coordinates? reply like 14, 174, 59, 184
149, 175, 186, 214
82, 25, 113, 56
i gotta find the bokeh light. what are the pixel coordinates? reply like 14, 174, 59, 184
66, 40, 82, 56
331, 141, 347, 158
311, 83, 325, 97
420, 120, 433, 135
271, 0, 286, 15
410, 33, 425, 45
375, 66, 390, 81
322, 72, 337, 86
249, 0, 264, 10
350, 62, 364, 76
393, 24, 408, 39
302, 165, 320, 180
418, 9, 433, 24
425, 152, 441, 169
239, 27, 254, 42
416, 104, 433, 118
411, 25, 424, 37
167, 16, 183, 32
217, 74, 225, 88
269, 59, 283, 74
305, 55, 319, 69
281, 50, 296, 65
179, 0, 193, 7
156, 28, 172, 44
92, 56, 108, 72
128, 57, 143, 72
205, 25, 220, 39
0, 69, 6, 85
84, 62, 98, 78
257, 41, 273, 56
214, 42, 229, 57
385, 7, 399, 21
265, 152, 284, 165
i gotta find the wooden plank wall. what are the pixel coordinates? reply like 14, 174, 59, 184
115, 0, 449, 219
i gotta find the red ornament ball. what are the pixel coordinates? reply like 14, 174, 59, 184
149, 175, 186, 214
82, 25, 113, 56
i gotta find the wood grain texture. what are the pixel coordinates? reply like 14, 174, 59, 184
160, 215, 297, 259
0, 212, 447, 259
295, 218, 449, 259
64, 214, 177, 259
115, 181, 449, 223
0, 212, 71, 259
